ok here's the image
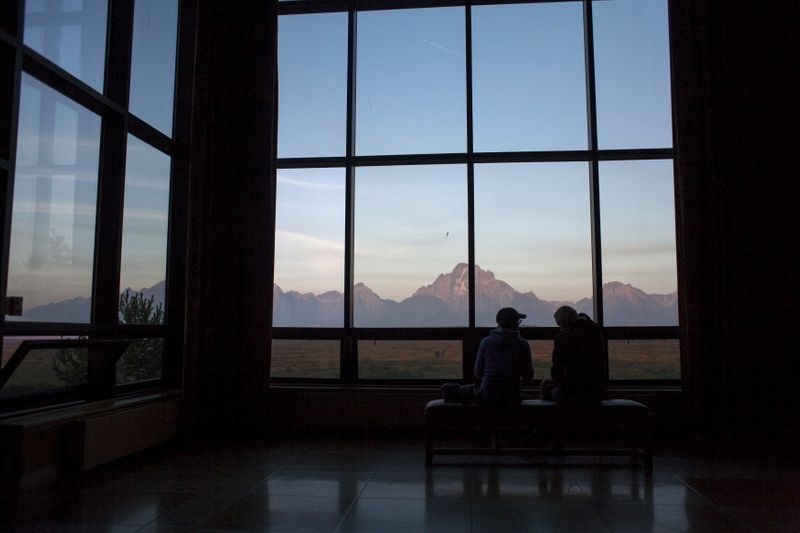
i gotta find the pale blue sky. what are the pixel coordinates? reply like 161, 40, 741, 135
9, 0, 676, 316
275, 0, 676, 302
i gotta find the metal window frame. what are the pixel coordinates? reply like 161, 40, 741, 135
272, 0, 680, 386
0, 0, 190, 410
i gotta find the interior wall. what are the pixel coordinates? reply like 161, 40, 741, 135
672, 0, 800, 435
177, 0, 799, 437
181, 0, 277, 435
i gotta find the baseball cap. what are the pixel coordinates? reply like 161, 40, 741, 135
496, 307, 526, 324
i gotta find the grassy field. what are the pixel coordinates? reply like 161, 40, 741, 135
270, 338, 680, 380
1, 336, 680, 392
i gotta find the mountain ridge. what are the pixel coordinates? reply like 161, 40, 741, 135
19, 265, 677, 326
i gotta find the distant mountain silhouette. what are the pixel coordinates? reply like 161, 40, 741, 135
18, 296, 92, 323
20, 281, 166, 323
274, 264, 678, 327
22, 266, 677, 326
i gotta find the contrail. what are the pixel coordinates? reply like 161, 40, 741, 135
423, 39, 465, 59
423, 39, 486, 67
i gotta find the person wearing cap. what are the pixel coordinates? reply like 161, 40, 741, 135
473, 307, 534, 405
541, 305, 605, 405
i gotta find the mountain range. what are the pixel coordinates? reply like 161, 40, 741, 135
17, 264, 677, 326
274, 263, 678, 327
16, 281, 166, 323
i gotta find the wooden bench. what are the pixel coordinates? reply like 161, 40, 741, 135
424, 398, 653, 471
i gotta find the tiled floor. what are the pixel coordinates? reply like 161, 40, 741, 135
3, 433, 799, 532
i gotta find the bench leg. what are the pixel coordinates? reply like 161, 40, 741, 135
642, 412, 654, 473
425, 428, 433, 467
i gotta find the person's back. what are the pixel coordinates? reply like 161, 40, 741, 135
474, 308, 534, 405
547, 308, 605, 406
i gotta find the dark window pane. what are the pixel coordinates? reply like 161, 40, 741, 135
116, 338, 163, 385
7, 75, 100, 323
472, 2, 587, 151
529, 339, 554, 380
354, 165, 467, 327
1, 343, 86, 396
600, 160, 677, 326
273, 168, 345, 327
278, 13, 347, 158
271, 339, 339, 379
359, 340, 462, 379
474, 163, 593, 327
608, 339, 680, 379
23, 0, 108, 91
356, 8, 465, 155
129, 0, 179, 136
2, 335, 68, 369
119, 135, 170, 324
593, 0, 672, 149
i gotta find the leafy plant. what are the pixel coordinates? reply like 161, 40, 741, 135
51, 290, 165, 387
117, 289, 164, 384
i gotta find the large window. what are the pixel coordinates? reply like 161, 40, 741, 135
274, 0, 677, 383
0, 0, 184, 408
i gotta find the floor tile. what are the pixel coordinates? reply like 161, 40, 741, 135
203, 493, 353, 532
575, 470, 712, 506
719, 505, 800, 533
359, 471, 474, 499
335, 496, 471, 533
473, 500, 611, 532
684, 478, 800, 506
472, 467, 590, 500
595, 502, 752, 533
249, 468, 372, 499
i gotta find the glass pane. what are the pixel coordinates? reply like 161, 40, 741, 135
116, 338, 163, 385
359, 340, 461, 379
278, 13, 347, 158
273, 168, 345, 327
2, 335, 68, 369
600, 160, 677, 326
119, 135, 170, 324
354, 165, 467, 327
129, 0, 179, 136
23, 0, 108, 91
472, 2, 587, 151
7, 74, 101, 323
356, 8, 466, 155
1, 344, 87, 396
529, 339, 554, 380
593, 0, 673, 149
271, 339, 339, 379
608, 339, 680, 379
474, 163, 593, 327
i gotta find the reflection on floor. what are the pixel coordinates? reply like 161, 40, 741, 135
2, 433, 799, 532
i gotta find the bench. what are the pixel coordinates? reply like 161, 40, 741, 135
424, 398, 653, 471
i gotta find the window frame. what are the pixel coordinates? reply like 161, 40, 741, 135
272, 0, 679, 386
0, 0, 191, 412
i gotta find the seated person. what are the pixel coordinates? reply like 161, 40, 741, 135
541, 306, 605, 406
473, 307, 534, 405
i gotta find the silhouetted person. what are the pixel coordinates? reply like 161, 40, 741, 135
541, 306, 605, 406
473, 307, 534, 406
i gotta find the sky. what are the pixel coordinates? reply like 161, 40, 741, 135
275, 0, 676, 303
7, 0, 676, 315
7, 1, 178, 313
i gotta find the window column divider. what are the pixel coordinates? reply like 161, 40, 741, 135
583, 0, 603, 327
92, 0, 134, 328
0, 0, 24, 343
342, 7, 358, 383
465, 1, 477, 380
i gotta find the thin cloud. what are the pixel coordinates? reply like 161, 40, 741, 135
276, 229, 344, 251
278, 176, 344, 191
